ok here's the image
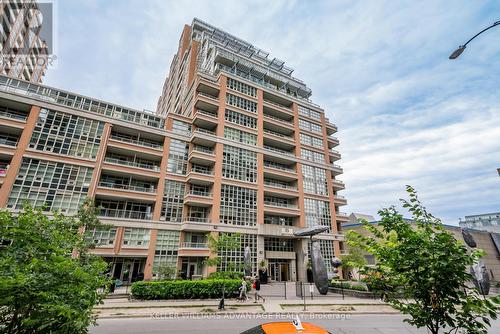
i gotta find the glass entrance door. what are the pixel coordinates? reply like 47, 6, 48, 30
268, 260, 290, 281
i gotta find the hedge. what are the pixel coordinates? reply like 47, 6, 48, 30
208, 271, 243, 279
330, 280, 369, 292
131, 279, 241, 300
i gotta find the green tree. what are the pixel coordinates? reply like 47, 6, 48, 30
340, 247, 367, 280
154, 263, 177, 281
0, 202, 110, 334
204, 232, 241, 272
347, 186, 500, 334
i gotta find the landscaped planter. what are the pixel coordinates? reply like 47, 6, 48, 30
328, 287, 378, 299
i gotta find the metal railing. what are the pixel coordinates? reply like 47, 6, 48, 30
98, 181, 157, 193
0, 137, 18, 147
263, 98, 292, 111
193, 128, 216, 136
99, 208, 152, 220
197, 92, 219, 100
186, 189, 212, 197
263, 145, 295, 156
263, 161, 295, 172
263, 113, 294, 124
330, 149, 340, 154
180, 242, 209, 249
0, 107, 27, 121
264, 201, 297, 209
337, 212, 348, 217
191, 166, 214, 175
183, 217, 211, 224
264, 180, 297, 190
104, 157, 160, 171
334, 195, 346, 199
196, 109, 218, 118
110, 133, 163, 149
263, 128, 294, 140
192, 145, 214, 154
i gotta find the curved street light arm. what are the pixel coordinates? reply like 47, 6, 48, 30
462, 20, 500, 47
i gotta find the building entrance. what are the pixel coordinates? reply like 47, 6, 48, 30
106, 257, 146, 285
268, 259, 290, 281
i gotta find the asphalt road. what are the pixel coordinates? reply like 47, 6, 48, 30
89, 314, 500, 334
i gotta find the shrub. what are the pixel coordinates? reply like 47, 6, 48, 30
329, 280, 368, 291
131, 279, 241, 300
208, 271, 243, 280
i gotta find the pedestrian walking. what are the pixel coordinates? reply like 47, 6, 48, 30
238, 278, 248, 301
253, 277, 265, 303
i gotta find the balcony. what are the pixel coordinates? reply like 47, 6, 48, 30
178, 241, 210, 257
184, 189, 213, 207
332, 179, 345, 190
327, 136, 340, 148
263, 113, 295, 134
0, 106, 27, 123
191, 127, 217, 146
334, 195, 347, 206
263, 179, 298, 197
329, 149, 341, 161
180, 242, 209, 249
264, 198, 300, 216
0, 133, 18, 147
103, 156, 161, 172
263, 130, 295, 151
193, 109, 218, 129
263, 160, 297, 182
98, 208, 153, 220
336, 211, 349, 222
187, 165, 214, 186
109, 132, 164, 150
331, 164, 343, 176
195, 92, 219, 112
188, 145, 215, 166
325, 119, 338, 135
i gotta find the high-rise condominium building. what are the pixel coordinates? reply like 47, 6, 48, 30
0, 0, 49, 83
0, 18, 346, 284
460, 212, 500, 233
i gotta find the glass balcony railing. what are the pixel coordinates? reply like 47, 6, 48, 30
98, 208, 152, 220
0, 136, 18, 147
183, 217, 211, 224
264, 201, 297, 209
186, 189, 212, 197
0, 107, 27, 121
109, 133, 163, 149
192, 145, 214, 154
180, 242, 209, 249
263, 129, 294, 140
197, 92, 219, 100
263, 160, 295, 172
264, 180, 297, 190
263, 113, 293, 124
196, 109, 217, 118
193, 128, 216, 136
191, 166, 214, 175
0, 164, 9, 176
98, 181, 157, 193
104, 157, 160, 171
263, 145, 294, 156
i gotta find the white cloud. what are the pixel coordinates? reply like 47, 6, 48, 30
43, 0, 500, 224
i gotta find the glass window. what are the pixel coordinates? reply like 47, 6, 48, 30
222, 145, 257, 182
302, 165, 328, 196
226, 93, 257, 113
225, 109, 257, 129
160, 180, 185, 222
167, 140, 189, 174
219, 184, 257, 226
224, 126, 257, 145
227, 78, 257, 97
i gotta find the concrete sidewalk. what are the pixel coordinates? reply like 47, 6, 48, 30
95, 296, 397, 319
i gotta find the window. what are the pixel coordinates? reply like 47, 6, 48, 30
122, 228, 151, 248
153, 230, 180, 271
299, 118, 322, 133
300, 133, 323, 149
160, 180, 185, 222
220, 184, 257, 226
225, 109, 257, 129
298, 105, 321, 120
217, 232, 257, 275
222, 145, 257, 182
265, 238, 294, 252
301, 148, 325, 163
85, 228, 117, 247
264, 215, 294, 226
167, 140, 189, 174
302, 165, 328, 195
227, 78, 257, 97
29, 108, 104, 160
304, 198, 332, 231
226, 93, 257, 113
172, 119, 191, 136
7, 158, 93, 214
224, 126, 257, 145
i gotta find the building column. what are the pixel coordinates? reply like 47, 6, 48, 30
88, 123, 111, 198
0, 105, 40, 207
256, 89, 265, 226
143, 229, 158, 280
292, 102, 306, 228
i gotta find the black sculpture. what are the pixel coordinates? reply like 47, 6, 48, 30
294, 226, 329, 295
243, 246, 252, 277
462, 229, 477, 248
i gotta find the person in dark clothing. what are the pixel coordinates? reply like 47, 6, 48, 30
253, 278, 265, 303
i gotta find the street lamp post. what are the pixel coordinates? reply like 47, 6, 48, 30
449, 20, 500, 59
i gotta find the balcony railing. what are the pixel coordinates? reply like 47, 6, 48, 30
334, 195, 346, 199
183, 217, 211, 224
263, 161, 295, 172
104, 157, 160, 171
330, 149, 340, 154
186, 189, 212, 197
180, 242, 209, 249
191, 166, 214, 175
98, 181, 157, 193
0, 137, 18, 147
197, 92, 219, 100
192, 145, 214, 154
193, 128, 216, 136
264, 180, 297, 190
337, 212, 348, 217
0, 165, 8, 176
0, 107, 27, 121
263, 98, 292, 111
110, 133, 163, 149
263, 145, 295, 156
99, 208, 152, 220
196, 109, 217, 118
263, 113, 293, 124
263, 129, 294, 140
264, 201, 297, 209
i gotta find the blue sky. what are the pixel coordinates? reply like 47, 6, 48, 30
43, 0, 500, 224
